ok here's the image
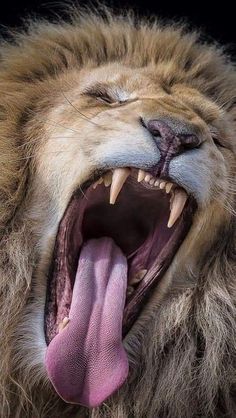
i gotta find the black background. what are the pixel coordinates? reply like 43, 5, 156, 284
0, 1, 235, 51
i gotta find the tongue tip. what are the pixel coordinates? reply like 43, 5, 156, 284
77, 358, 129, 408
46, 342, 129, 408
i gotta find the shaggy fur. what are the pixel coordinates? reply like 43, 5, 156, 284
0, 8, 235, 418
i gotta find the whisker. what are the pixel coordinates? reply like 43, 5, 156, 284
78, 184, 89, 200
26, 108, 82, 135
61, 91, 105, 129
49, 44, 106, 130
0, 149, 78, 163
213, 193, 236, 217
17, 136, 82, 149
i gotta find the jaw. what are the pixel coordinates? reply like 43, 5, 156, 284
42, 166, 196, 407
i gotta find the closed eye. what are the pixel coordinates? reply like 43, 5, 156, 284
82, 85, 115, 104
212, 136, 227, 149
82, 84, 131, 106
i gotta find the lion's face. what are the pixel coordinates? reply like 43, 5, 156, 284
22, 63, 234, 407
1, 14, 236, 418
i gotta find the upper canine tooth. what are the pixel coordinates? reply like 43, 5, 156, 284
137, 169, 146, 182
167, 189, 188, 228
103, 172, 112, 187
110, 168, 130, 204
165, 182, 173, 194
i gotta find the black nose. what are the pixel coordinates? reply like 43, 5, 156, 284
145, 119, 201, 157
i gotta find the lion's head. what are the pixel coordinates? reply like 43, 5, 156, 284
0, 9, 235, 418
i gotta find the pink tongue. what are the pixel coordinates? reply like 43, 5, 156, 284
45, 237, 129, 407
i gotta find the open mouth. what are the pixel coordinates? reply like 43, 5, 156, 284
44, 168, 196, 407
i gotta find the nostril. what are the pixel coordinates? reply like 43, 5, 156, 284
150, 128, 161, 137
140, 117, 201, 154
178, 133, 201, 150
146, 119, 164, 138
140, 117, 161, 136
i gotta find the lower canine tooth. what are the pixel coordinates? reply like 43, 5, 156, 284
167, 189, 188, 228
110, 168, 130, 204
58, 317, 70, 332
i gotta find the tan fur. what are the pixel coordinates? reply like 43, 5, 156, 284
0, 8, 235, 418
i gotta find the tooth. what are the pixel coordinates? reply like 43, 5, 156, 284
137, 169, 146, 182
58, 317, 70, 332
165, 182, 173, 194
167, 189, 188, 228
144, 174, 151, 182
93, 177, 103, 189
154, 180, 160, 187
127, 285, 134, 297
160, 181, 166, 189
149, 178, 155, 185
130, 269, 147, 284
103, 172, 112, 187
110, 168, 130, 204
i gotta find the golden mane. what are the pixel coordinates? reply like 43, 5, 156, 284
0, 9, 235, 418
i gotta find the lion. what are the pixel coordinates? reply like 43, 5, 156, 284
0, 7, 235, 418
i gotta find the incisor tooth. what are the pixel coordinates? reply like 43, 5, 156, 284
149, 178, 155, 185
58, 317, 70, 332
137, 169, 146, 182
154, 180, 160, 187
167, 189, 188, 228
110, 168, 130, 204
103, 172, 112, 187
144, 174, 151, 182
93, 177, 103, 189
130, 269, 147, 284
160, 181, 166, 189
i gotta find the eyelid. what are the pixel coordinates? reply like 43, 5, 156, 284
209, 127, 224, 147
81, 84, 134, 106
211, 134, 227, 149
212, 137, 223, 147
82, 92, 113, 103
82, 85, 115, 103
